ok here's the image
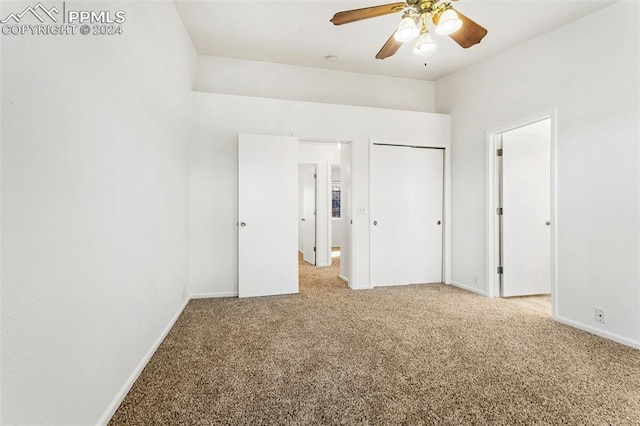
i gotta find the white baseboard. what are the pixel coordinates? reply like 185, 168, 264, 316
450, 281, 487, 296
316, 262, 332, 267
556, 315, 640, 349
97, 297, 190, 426
190, 291, 238, 299
339, 274, 349, 283
350, 284, 372, 290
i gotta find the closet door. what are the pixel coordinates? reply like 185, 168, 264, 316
371, 144, 443, 287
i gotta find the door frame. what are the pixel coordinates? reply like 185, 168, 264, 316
485, 109, 558, 318
299, 163, 318, 265
297, 137, 357, 288
369, 139, 452, 288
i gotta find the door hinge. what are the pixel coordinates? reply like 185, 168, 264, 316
497, 148, 503, 157
497, 266, 503, 274
313, 173, 317, 179
496, 207, 503, 215
313, 246, 316, 252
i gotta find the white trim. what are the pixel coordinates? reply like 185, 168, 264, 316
556, 316, 640, 350
485, 109, 558, 320
368, 139, 374, 290
369, 138, 451, 289
316, 262, 332, 267
97, 297, 190, 426
339, 274, 349, 283
350, 284, 370, 290
190, 291, 238, 299
348, 136, 357, 289
450, 281, 487, 296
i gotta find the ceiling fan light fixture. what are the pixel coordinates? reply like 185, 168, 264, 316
413, 31, 437, 55
435, 8, 463, 35
394, 14, 420, 42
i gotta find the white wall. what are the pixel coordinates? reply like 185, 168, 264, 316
195, 55, 436, 112
435, 2, 640, 347
0, 1, 196, 424
189, 93, 450, 295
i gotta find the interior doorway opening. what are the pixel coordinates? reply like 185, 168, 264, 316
486, 111, 557, 318
298, 139, 354, 290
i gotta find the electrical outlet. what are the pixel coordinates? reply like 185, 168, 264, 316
595, 308, 606, 324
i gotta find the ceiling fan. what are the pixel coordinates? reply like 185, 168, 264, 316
330, 0, 487, 60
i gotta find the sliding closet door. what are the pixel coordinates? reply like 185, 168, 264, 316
238, 134, 299, 298
371, 144, 443, 287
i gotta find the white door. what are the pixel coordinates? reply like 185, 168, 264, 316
501, 126, 551, 297
238, 134, 298, 298
371, 144, 443, 287
301, 164, 316, 265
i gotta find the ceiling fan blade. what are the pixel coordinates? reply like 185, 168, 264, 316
330, 2, 406, 26
375, 32, 403, 60
448, 9, 488, 48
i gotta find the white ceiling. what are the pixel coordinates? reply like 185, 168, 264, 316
174, 0, 615, 81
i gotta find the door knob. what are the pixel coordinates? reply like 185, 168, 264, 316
240, 222, 247, 227
545, 221, 551, 226
437, 220, 441, 225
373, 220, 378, 226
301, 218, 306, 222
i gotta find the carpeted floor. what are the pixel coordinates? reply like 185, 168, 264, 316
110, 254, 640, 425
505, 294, 552, 316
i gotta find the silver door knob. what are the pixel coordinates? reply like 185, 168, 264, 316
240, 222, 247, 227
373, 220, 378, 226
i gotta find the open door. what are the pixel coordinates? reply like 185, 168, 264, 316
501, 121, 551, 297
238, 134, 298, 298
301, 164, 316, 265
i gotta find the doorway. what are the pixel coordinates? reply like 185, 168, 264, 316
486, 112, 557, 317
298, 139, 354, 288
238, 134, 355, 298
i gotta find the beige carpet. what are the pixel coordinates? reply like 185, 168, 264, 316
506, 294, 552, 316
110, 255, 640, 425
